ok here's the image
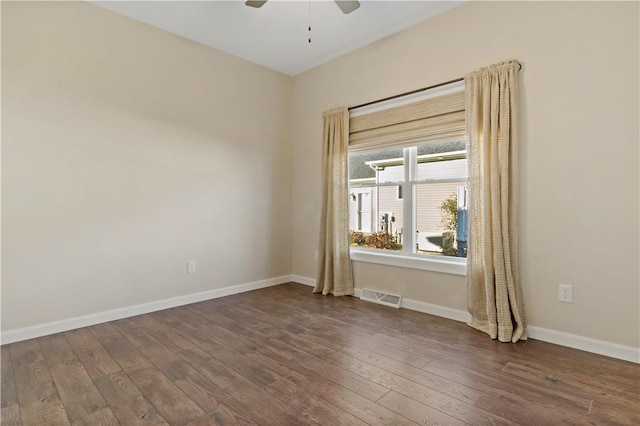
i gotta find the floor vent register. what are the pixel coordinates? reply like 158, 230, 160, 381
359, 288, 402, 309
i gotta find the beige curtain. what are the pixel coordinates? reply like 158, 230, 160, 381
314, 107, 354, 296
466, 60, 527, 343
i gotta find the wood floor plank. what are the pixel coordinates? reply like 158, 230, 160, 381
111, 317, 261, 423
212, 305, 291, 339
87, 322, 124, 345
194, 297, 399, 406
9, 340, 70, 425
183, 416, 222, 426
266, 286, 508, 362
64, 327, 121, 379
310, 325, 432, 369
425, 359, 606, 425
127, 367, 207, 426
38, 333, 108, 422
131, 314, 197, 353
259, 337, 391, 402
20, 400, 70, 426
283, 368, 419, 426
260, 289, 403, 337
177, 345, 315, 425
502, 360, 639, 407
189, 329, 281, 388
293, 331, 483, 406
273, 328, 492, 424
428, 358, 593, 412
224, 304, 309, 336
9, 340, 45, 368
321, 346, 502, 424
373, 331, 508, 372
220, 300, 552, 426
1, 346, 18, 408
114, 318, 252, 424
587, 399, 640, 425
523, 338, 640, 379
252, 292, 516, 422
345, 301, 475, 343
2, 283, 638, 425
166, 306, 213, 330
89, 323, 154, 373
173, 375, 258, 426
219, 294, 433, 369
15, 361, 62, 405
185, 304, 262, 352
234, 289, 373, 341
182, 303, 271, 347
292, 318, 432, 369
151, 309, 201, 335
377, 390, 466, 426
0, 404, 22, 426
145, 312, 280, 388
473, 393, 574, 426
500, 361, 603, 406
110, 318, 202, 381
501, 360, 640, 424
70, 406, 119, 426
245, 344, 419, 426
458, 361, 593, 413
93, 370, 169, 425
264, 377, 370, 426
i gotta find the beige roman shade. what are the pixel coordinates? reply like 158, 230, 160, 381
349, 90, 465, 152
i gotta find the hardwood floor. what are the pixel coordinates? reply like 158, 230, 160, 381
1, 282, 639, 425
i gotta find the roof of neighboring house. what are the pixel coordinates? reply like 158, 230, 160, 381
348, 139, 467, 180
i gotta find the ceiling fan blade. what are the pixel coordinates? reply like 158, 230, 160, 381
245, 0, 268, 8
334, 0, 360, 14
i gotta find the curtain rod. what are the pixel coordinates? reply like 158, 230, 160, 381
348, 77, 463, 111
348, 62, 522, 111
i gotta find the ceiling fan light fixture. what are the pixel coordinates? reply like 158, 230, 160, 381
245, 0, 361, 15
245, 0, 268, 9
334, 1, 361, 15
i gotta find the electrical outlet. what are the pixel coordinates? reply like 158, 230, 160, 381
187, 260, 196, 274
558, 284, 573, 303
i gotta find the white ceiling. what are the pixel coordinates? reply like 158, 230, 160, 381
92, 1, 465, 76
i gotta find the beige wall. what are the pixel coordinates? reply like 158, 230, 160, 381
2, 1, 638, 350
1, 2, 292, 331
291, 1, 639, 348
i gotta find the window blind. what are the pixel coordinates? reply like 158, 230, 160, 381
349, 89, 465, 152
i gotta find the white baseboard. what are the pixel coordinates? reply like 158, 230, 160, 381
1, 275, 292, 345
527, 326, 639, 364
400, 297, 472, 323
290, 274, 315, 287
290, 275, 639, 364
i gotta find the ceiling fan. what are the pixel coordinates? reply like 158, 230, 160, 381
245, 1, 361, 15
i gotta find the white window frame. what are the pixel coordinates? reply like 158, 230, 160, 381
350, 248, 467, 275
348, 144, 467, 276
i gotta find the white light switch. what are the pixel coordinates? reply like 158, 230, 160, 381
187, 260, 196, 274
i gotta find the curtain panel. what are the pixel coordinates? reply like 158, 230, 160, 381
314, 107, 355, 296
466, 60, 527, 343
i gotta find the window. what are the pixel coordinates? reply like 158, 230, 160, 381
347, 82, 467, 274
349, 139, 467, 259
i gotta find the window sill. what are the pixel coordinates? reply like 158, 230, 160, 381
350, 248, 467, 276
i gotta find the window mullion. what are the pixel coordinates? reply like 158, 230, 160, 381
403, 147, 417, 255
